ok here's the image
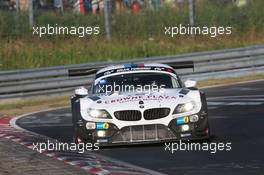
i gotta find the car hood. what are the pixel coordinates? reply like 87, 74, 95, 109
81, 89, 196, 111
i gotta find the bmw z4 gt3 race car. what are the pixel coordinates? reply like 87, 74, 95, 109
70, 62, 210, 145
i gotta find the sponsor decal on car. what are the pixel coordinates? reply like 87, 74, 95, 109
96, 66, 176, 79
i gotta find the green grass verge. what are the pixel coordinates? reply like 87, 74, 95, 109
0, 0, 264, 70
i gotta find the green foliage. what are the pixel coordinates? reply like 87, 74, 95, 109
0, 0, 264, 70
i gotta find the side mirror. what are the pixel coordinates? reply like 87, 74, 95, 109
75, 86, 88, 97
184, 80, 197, 88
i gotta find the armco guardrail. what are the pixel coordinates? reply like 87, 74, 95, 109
0, 45, 264, 99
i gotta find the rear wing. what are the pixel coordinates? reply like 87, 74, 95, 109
68, 61, 194, 77
166, 61, 194, 70
68, 66, 104, 77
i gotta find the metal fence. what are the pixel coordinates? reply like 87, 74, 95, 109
0, 44, 264, 99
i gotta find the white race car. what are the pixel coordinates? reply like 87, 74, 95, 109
70, 62, 210, 145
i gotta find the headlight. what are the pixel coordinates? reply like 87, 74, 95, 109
87, 108, 112, 119
181, 124, 190, 131
173, 102, 195, 114
189, 115, 199, 122
97, 130, 106, 137
86, 122, 96, 129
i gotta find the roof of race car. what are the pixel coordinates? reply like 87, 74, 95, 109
97, 63, 173, 73
95, 63, 176, 79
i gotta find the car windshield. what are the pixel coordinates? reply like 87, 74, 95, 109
93, 72, 180, 94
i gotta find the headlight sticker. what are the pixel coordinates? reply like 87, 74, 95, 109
176, 116, 189, 125
96, 122, 110, 129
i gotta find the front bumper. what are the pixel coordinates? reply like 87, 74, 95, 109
75, 113, 210, 145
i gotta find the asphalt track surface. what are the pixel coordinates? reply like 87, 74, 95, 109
17, 80, 264, 175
